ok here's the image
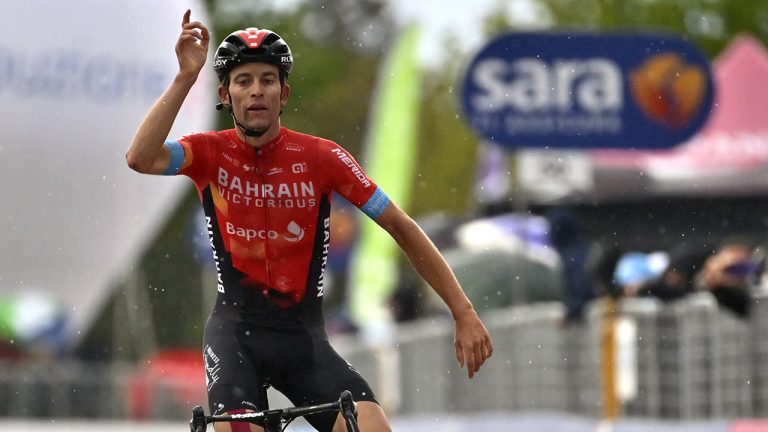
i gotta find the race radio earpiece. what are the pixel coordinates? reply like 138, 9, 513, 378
216, 94, 232, 111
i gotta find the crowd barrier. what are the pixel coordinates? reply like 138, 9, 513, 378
0, 292, 766, 421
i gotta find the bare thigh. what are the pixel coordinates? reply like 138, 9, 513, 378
331, 401, 392, 432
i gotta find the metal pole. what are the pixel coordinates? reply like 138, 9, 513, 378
600, 296, 621, 419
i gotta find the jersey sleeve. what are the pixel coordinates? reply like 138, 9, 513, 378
318, 140, 391, 219
163, 133, 212, 185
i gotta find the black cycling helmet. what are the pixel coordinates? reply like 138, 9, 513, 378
213, 28, 294, 84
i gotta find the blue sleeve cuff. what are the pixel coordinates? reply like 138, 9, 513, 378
163, 140, 185, 175
361, 188, 390, 219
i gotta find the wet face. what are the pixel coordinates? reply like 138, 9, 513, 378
219, 62, 290, 137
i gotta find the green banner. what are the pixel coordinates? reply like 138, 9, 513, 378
350, 25, 422, 330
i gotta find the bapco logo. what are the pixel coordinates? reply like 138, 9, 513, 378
226, 221, 304, 242
285, 221, 305, 242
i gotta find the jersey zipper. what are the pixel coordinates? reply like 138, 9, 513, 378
255, 147, 273, 290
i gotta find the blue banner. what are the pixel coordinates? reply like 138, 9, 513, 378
460, 32, 715, 150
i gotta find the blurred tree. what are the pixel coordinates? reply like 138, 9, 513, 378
411, 61, 479, 216
408, 3, 519, 217
536, 0, 768, 56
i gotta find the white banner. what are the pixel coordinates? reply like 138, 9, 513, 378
0, 0, 215, 345
518, 150, 594, 201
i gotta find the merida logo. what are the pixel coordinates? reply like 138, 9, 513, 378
330, 148, 372, 188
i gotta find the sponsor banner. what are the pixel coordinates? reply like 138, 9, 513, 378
461, 32, 714, 150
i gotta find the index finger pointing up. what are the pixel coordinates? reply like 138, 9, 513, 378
182, 9, 191, 27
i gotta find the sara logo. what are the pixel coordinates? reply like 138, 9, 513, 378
461, 32, 714, 150
630, 53, 708, 129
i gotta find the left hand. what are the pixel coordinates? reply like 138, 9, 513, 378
454, 310, 494, 379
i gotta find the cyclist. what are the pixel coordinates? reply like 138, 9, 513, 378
126, 10, 493, 432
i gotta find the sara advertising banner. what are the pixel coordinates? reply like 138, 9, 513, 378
461, 32, 714, 150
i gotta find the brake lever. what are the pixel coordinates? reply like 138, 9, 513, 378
339, 390, 359, 431
190, 405, 207, 432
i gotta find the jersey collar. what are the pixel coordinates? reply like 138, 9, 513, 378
227, 127, 287, 154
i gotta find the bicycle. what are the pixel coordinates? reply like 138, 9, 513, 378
189, 390, 360, 432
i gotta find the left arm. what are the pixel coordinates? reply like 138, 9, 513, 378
375, 202, 494, 378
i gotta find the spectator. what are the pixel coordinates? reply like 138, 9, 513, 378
696, 239, 760, 318
621, 244, 710, 302
546, 207, 598, 325
614, 250, 668, 296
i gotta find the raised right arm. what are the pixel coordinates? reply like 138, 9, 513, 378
126, 9, 210, 175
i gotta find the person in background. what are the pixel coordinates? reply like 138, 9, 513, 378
546, 207, 598, 325
621, 244, 709, 302
696, 239, 760, 318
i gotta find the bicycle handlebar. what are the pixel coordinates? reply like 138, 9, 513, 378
189, 390, 359, 432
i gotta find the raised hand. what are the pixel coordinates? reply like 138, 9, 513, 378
176, 9, 210, 78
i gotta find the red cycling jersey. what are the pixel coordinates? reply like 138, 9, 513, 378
166, 127, 390, 326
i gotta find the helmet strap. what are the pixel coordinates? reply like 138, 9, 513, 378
222, 90, 268, 138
